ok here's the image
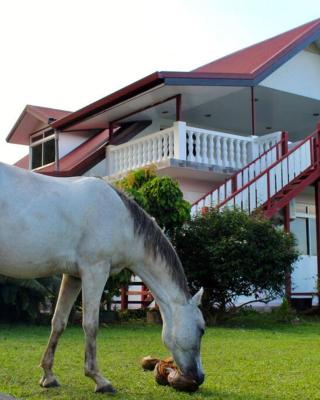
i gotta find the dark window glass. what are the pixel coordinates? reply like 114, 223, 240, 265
44, 129, 54, 138
290, 217, 308, 255
31, 134, 43, 143
43, 139, 55, 165
32, 144, 42, 169
309, 219, 317, 256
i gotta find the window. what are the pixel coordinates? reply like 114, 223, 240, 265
291, 217, 308, 255
309, 219, 317, 256
30, 130, 56, 169
290, 216, 317, 256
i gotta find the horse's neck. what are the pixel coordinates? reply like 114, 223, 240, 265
131, 260, 188, 315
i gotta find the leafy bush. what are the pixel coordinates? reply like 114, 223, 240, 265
118, 308, 147, 321
272, 298, 297, 323
175, 208, 299, 316
115, 165, 190, 237
0, 275, 60, 323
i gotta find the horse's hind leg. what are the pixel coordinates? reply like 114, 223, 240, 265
39, 274, 81, 388
81, 263, 116, 393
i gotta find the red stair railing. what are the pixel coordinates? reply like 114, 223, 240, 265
192, 126, 320, 216
192, 132, 287, 214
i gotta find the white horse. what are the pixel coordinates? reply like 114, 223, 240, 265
0, 162, 205, 394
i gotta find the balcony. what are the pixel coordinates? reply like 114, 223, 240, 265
105, 122, 281, 179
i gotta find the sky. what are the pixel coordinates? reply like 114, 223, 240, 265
0, 0, 319, 164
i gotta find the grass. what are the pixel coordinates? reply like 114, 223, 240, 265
1, 316, 320, 399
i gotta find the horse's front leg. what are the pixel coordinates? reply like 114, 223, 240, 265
81, 262, 116, 393
40, 274, 81, 388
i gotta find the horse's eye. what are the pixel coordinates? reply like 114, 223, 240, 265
200, 328, 205, 336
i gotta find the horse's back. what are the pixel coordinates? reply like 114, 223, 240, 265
0, 163, 130, 278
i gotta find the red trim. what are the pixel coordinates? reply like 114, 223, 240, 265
52, 72, 165, 130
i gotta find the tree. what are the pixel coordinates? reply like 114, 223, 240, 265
115, 165, 190, 237
174, 208, 299, 316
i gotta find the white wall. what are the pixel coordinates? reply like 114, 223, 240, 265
291, 256, 317, 294
260, 50, 320, 100
83, 159, 107, 177
177, 177, 217, 203
59, 132, 90, 158
130, 118, 174, 141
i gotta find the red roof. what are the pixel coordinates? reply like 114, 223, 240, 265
27, 105, 71, 122
194, 18, 320, 78
15, 129, 109, 177
10, 18, 320, 176
7, 105, 71, 145
14, 154, 29, 169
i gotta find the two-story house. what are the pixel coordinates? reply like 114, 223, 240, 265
7, 18, 320, 308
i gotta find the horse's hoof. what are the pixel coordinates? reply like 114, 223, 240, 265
95, 384, 116, 394
39, 377, 60, 388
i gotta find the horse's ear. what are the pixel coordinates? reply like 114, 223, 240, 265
191, 287, 204, 306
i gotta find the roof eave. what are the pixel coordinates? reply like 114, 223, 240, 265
52, 71, 166, 130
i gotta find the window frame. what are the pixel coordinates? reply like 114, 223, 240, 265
292, 204, 316, 256
29, 129, 57, 170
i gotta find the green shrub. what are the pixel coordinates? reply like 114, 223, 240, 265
0, 275, 60, 323
175, 208, 299, 316
115, 166, 190, 237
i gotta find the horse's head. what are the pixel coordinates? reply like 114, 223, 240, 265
162, 288, 205, 385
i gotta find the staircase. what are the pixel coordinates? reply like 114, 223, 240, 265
191, 126, 320, 218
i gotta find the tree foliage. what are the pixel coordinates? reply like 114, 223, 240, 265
174, 208, 299, 315
0, 275, 60, 322
107, 166, 190, 305
115, 165, 190, 237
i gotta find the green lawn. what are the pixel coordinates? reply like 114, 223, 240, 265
1, 318, 320, 400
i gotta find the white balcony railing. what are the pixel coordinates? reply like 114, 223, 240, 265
106, 122, 281, 177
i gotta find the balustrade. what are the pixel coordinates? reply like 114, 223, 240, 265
106, 122, 281, 178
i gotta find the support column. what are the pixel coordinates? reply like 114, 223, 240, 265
141, 283, 148, 309
173, 121, 187, 161
282, 131, 291, 300
250, 87, 256, 136
283, 204, 291, 301
120, 286, 128, 311
315, 180, 320, 307
176, 94, 182, 121
109, 122, 114, 140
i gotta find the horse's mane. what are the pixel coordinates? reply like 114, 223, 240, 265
113, 187, 190, 297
